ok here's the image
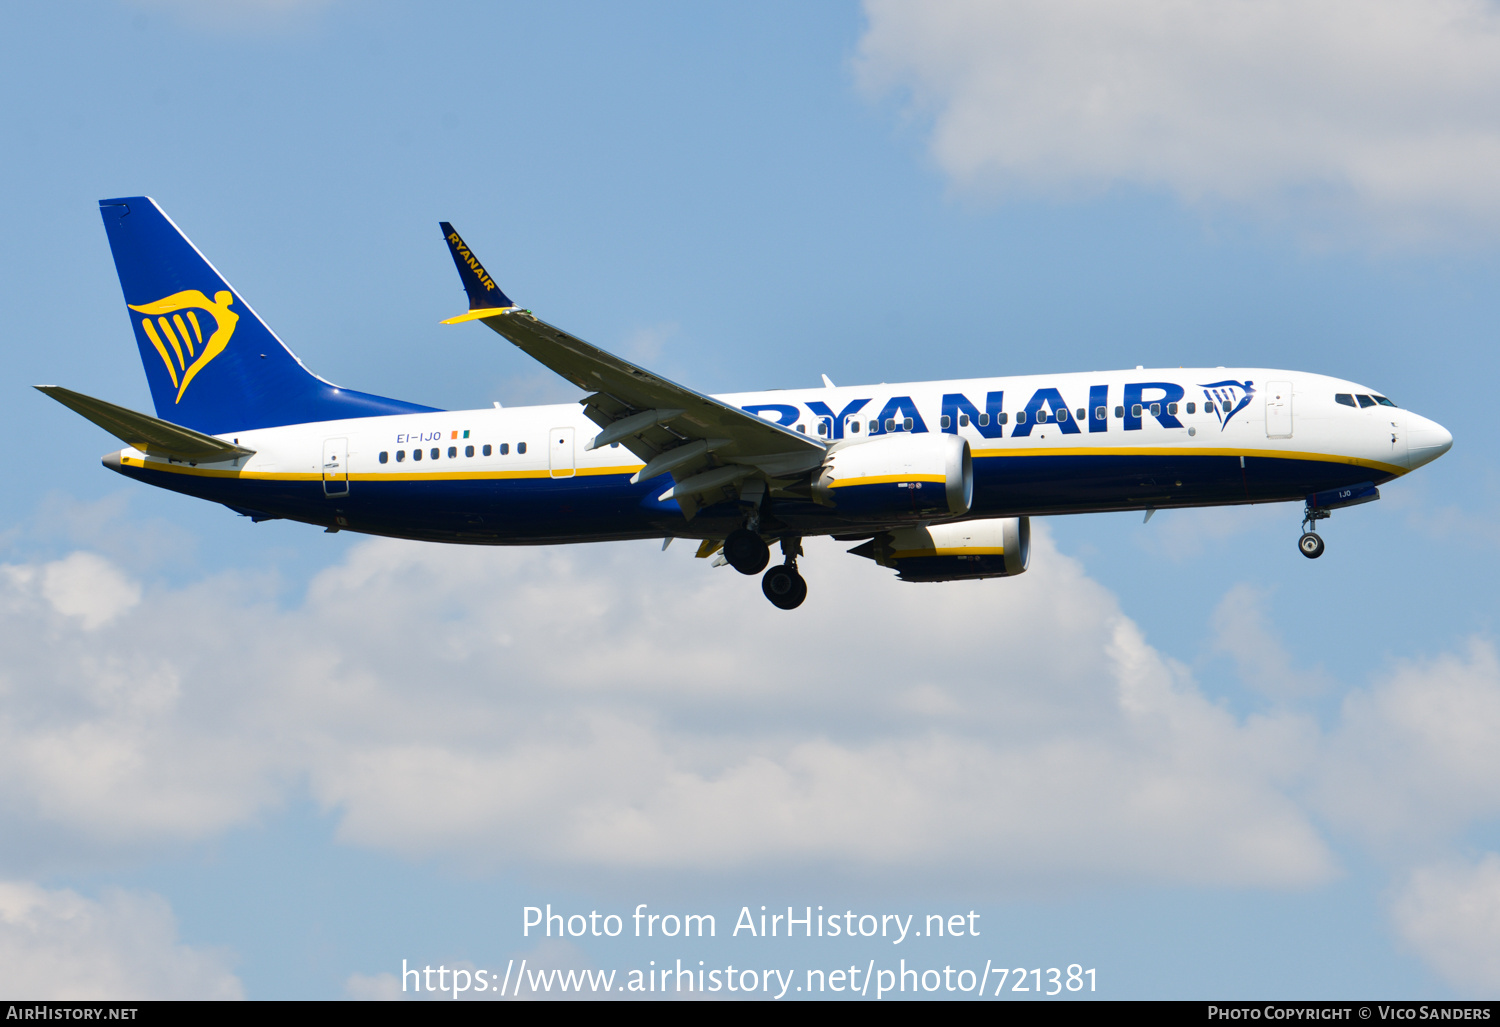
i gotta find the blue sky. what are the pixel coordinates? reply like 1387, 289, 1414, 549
2, 0, 1499, 1000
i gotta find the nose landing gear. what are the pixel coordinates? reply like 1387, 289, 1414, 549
762, 537, 807, 609
1298, 503, 1329, 559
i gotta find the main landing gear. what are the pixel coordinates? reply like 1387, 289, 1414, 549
761, 537, 807, 610
1298, 504, 1329, 559
722, 528, 770, 575
722, 512, 807, 609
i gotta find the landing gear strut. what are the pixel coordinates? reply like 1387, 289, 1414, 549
1298, 504, 1329, 559
762, 537, 807, 610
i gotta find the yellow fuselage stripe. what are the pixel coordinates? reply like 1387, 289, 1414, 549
119, 455, 642, 481
969, 445, 1406, 477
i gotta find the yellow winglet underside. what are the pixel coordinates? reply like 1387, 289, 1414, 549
441, 307, 519, 325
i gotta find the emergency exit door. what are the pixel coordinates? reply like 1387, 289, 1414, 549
549, 426, 576, 478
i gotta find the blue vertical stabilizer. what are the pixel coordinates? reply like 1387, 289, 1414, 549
99, 197, 439, 434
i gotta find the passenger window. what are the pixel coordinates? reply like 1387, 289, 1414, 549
1016, 410, 1028, 425
1375, 395, 1396, 407
396, 450, 405, 462
518, 442, 527, 454
1357, 395, 1376, 408
903, 417, 914, 431
1335, 393, 1357, 408
1114, 406, 1124, 418
1167, 402, 1178, 415
940, 415, 951, 429
413, 449, 422, 461
465, 445, 474, 457
797, 424, 806, 434
1132, 404, 1143, 417
885, 419, 896, 432
483, 444, 492, 456
817, 420, 829, 436
1186, 402, 1196, 414
448, 446, 458, 458
1036, 409, 1049, 423
849, 420, 860, 433
998, 412, 1008, 425
379, 452, 389, 464
959, 414, 969, 427
868, 421, 878, 433
500, 443, 509, 455
978, 413, 989, 427
431, 448, 440, 459
1205, 401, 1216, 413
1075, 408, 1085, 421
1055, 407, 1068, 422
1150, 403, 1161, 416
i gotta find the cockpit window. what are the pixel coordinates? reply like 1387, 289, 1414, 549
1374, 395, 1397, 407
1357, 395, 1376, 408
1335, 393, 1357, 407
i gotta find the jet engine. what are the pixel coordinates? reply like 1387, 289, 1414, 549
813, 433, 972, 519
847, 517, 1030, 582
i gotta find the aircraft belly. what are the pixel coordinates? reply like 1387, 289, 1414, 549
968, 451, 1396, 515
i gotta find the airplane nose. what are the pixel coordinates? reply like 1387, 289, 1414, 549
1406, 413, 1453, 469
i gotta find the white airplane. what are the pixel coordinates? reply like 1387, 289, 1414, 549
40, 197, 1453, 609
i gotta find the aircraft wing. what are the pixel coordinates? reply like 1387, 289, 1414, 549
37, 385, 256, 462
439, 223, 826, 518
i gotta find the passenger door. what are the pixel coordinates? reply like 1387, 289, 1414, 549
1264, 382, 1293, 439
322, 437, 349, 496
549, 426, 576, 478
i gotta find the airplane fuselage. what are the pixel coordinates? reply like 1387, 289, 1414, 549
105, 367, 1447, 544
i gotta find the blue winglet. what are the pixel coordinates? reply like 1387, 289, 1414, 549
439, 222, 515, 311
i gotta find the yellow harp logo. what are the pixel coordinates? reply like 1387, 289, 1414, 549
128, 290, 239, 404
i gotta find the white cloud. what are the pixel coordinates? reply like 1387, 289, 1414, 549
1315, 639, 1500, 848
1209, 584, 1333, 699
1392, 854, 1500, 994
4, 552, 142, 631
856, 0, 1500, 244
0, 881, 242, 999
0, 531, 1334, 887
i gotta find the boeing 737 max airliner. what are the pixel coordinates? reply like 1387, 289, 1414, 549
39, 197, 1453, 609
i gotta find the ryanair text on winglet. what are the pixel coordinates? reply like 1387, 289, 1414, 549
448, 232, 500, 293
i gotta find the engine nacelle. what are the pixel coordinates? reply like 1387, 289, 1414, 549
813, 433, 972, 519
847, 517, 1030, 582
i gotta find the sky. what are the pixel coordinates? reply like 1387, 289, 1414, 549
1, 0, 1499, 1001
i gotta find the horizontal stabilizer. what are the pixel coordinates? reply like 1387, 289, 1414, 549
36, 385, 255, 462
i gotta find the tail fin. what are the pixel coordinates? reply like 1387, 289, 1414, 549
99, 197, 438, 434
